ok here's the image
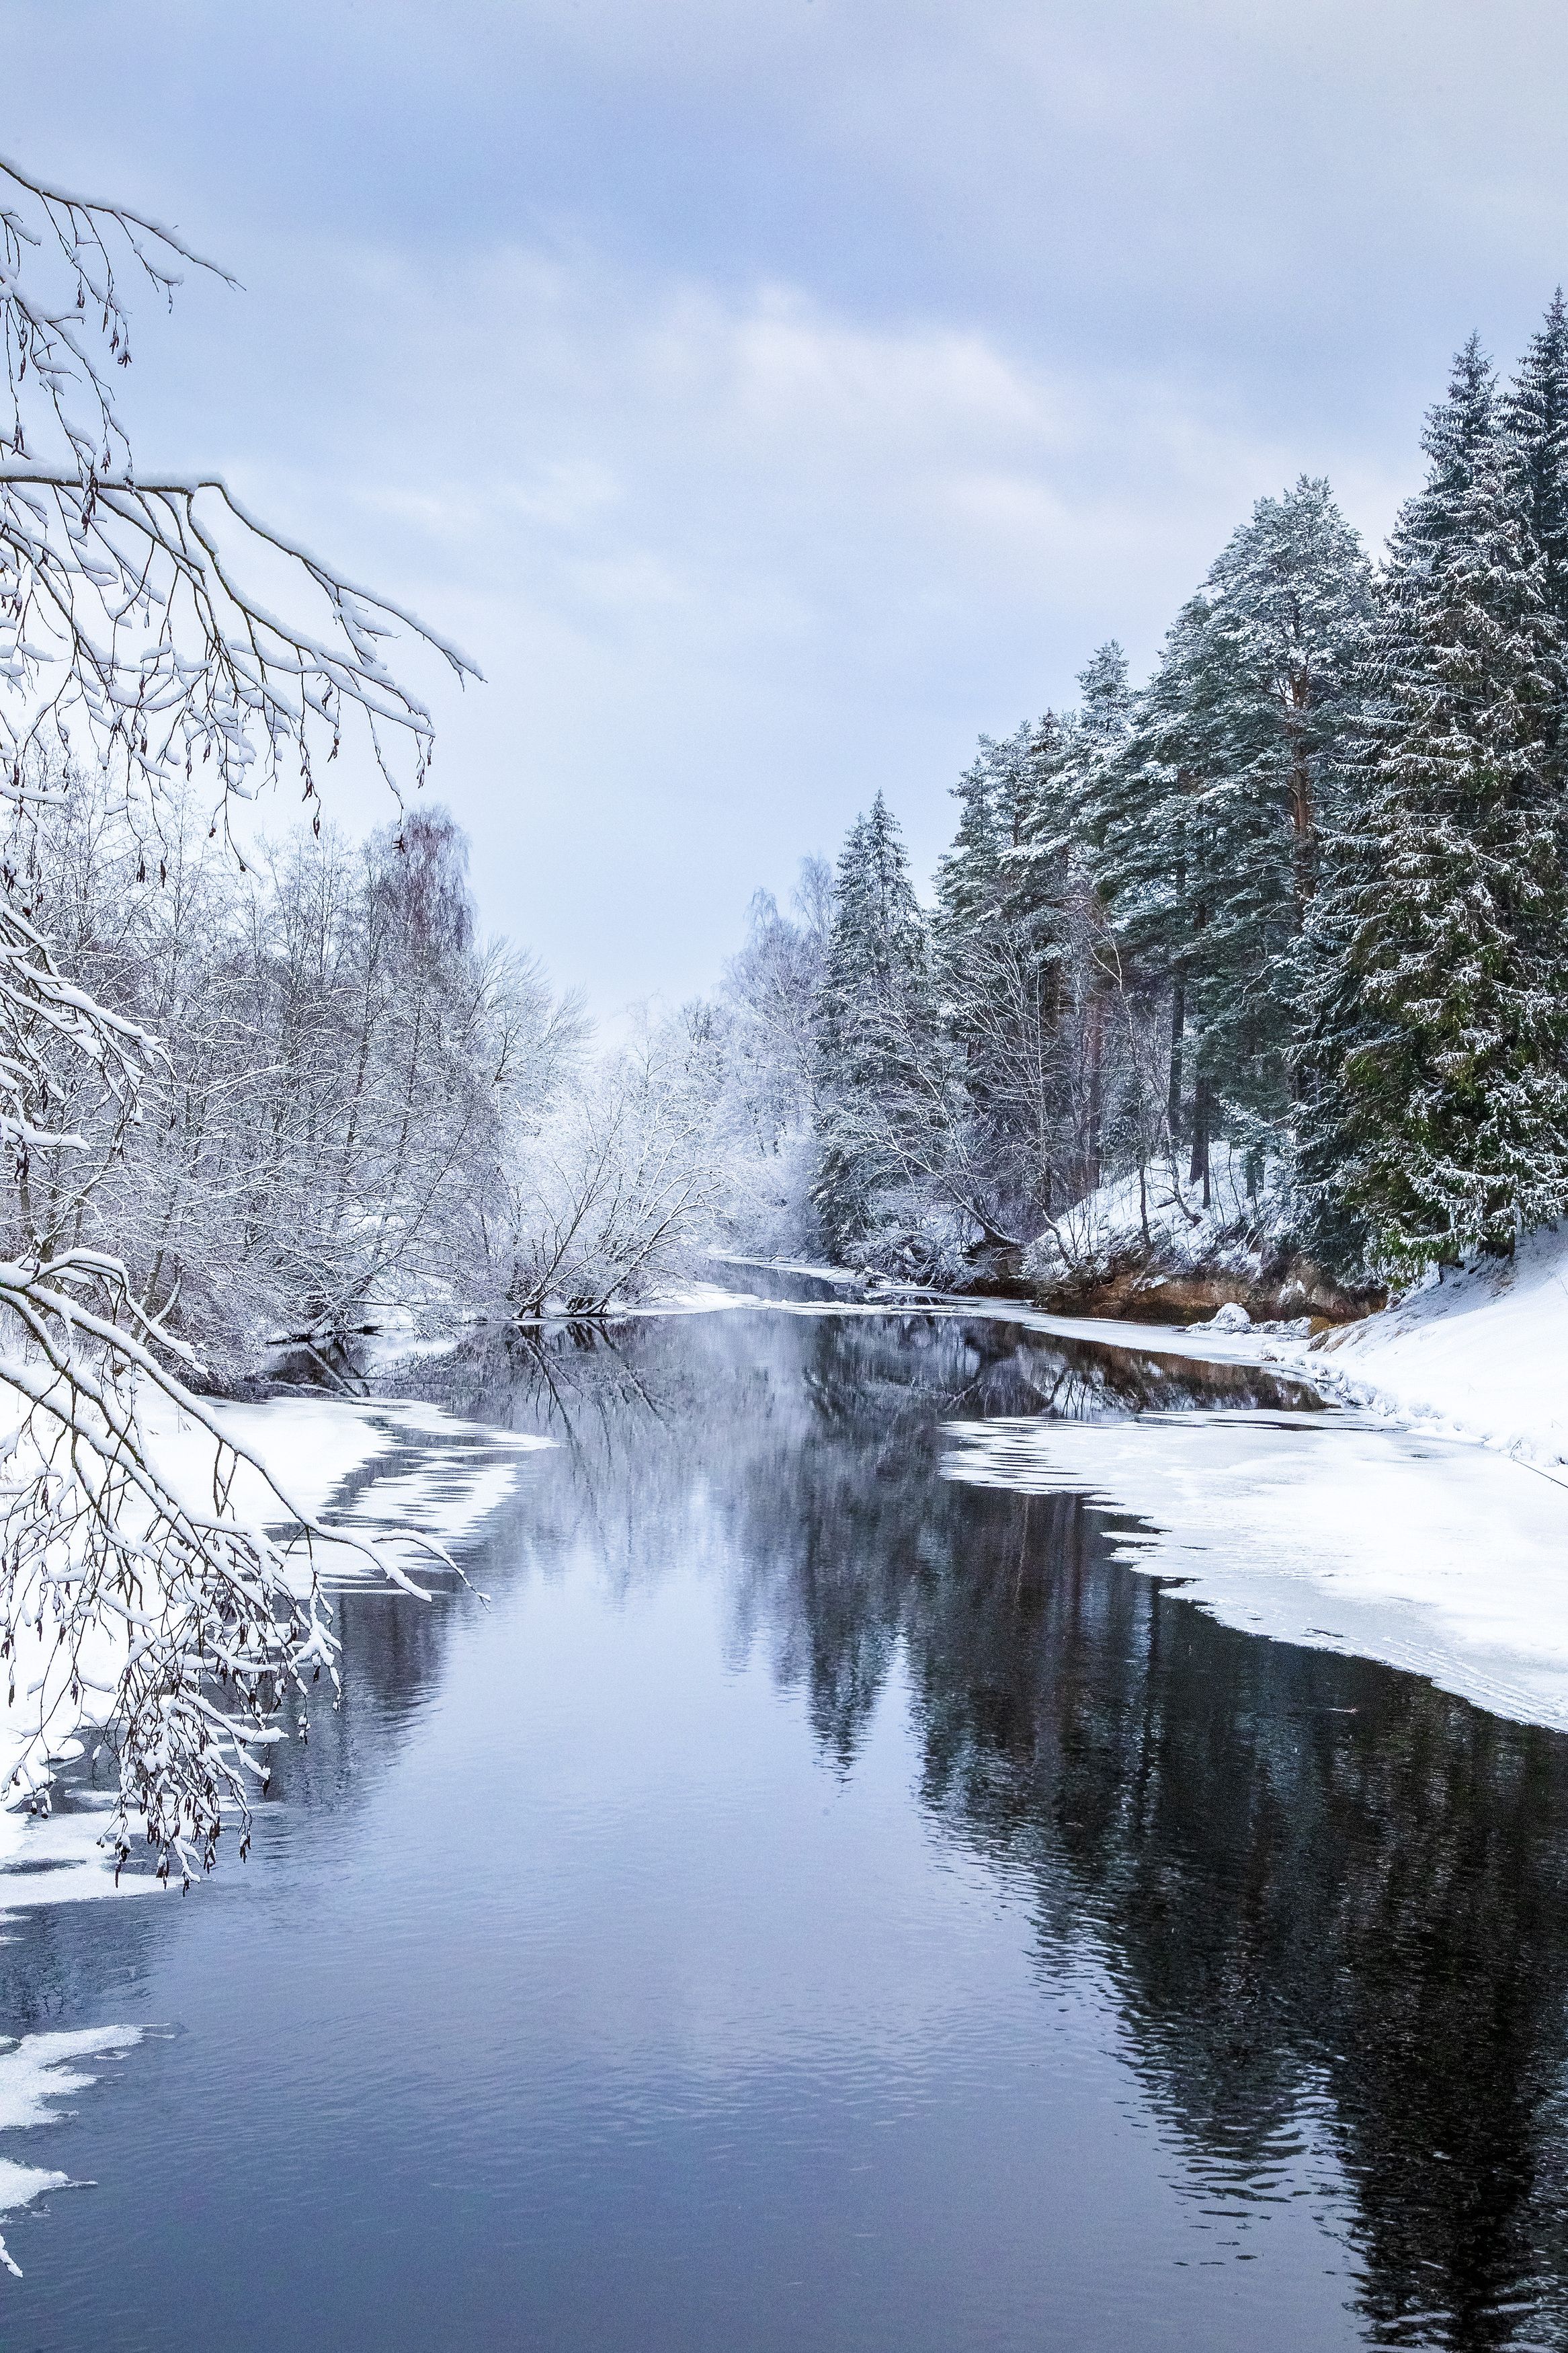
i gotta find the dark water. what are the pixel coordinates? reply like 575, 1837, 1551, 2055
4, 1295, 1568, 2352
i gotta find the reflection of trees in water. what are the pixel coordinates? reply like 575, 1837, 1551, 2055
8, 1304, 1562, 2348
905, 1494, 1568, 2347
495, 1306, 1568, 2350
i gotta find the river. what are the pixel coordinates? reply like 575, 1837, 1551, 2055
2, 1279, 1566, 2350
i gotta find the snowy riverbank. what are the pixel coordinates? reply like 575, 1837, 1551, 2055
1303, 1229, 1568, 1469
717, 1230, 1568, 1472
941, 1232, 1568, 1733
699, 1250, 1568, 1733
0, 1384, 551, 1911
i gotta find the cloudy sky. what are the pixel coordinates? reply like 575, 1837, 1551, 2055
9, 0, 1568, 1011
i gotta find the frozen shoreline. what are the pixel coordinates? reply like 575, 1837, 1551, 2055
678, 1258, 1568, 1734
0, 1382, 551, 1913
704, 1242, 1568, 1474
943, 1406, 1568, 1733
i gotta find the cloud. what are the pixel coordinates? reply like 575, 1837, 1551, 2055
5, 0, 1542, 1009
147, 231, 1405, 1013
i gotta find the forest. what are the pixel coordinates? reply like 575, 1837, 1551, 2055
698, 303, 1568, 1304
30, 303, 1568, 1386
17, 295, 1568, 1412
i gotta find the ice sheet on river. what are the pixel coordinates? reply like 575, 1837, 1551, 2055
944, 1408, 1568, 1732
0, 2026, 148, 2274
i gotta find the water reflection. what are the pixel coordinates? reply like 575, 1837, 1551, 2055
405, 1306, 1568, 2350
3, 1300, 1565, 2350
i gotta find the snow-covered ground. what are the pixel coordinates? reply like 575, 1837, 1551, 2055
1022, 1144, 1285, 1289
1303, 1227, 1568, 1468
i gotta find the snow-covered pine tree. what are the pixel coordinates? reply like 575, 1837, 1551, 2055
1202, 479, 1373, 939
934, 742, 1007, 946
1087, 598, 1225, 1191
1298, 337, 1568, 1275
813, 792, 935, 1258
1502, 292, 1568, 639
1500, 291, 1568, 841
1046, 647, 1133, 1195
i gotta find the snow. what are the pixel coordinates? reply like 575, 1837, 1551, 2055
0, 2025, 147, 2274
938, 1225, 1568, 1732
945, 1234, 1568, 1728
944, 1408, 1568, 1731
631, 1261, 1568, 1736
153, 1392, 399, 1527
1299, 1226, 1568, 1468
1024, 1145, 1283, 1286
0, 1379, 552, 1906
146, 1388, 549, 1587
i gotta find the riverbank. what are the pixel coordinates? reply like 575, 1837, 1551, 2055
722, 1209, 1568, 1474
0, 1382, 549, 1904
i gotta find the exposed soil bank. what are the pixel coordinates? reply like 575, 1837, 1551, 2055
953, 1241, 1381, 1329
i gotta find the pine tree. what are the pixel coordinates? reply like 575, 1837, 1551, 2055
1298, 337, 1568, 1274
1087, 601, 1221, 1184
1501, 292, 1568, 635
931, 717, 1079, 1229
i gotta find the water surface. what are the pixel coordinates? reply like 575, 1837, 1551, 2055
3, 1295, 1566, 2351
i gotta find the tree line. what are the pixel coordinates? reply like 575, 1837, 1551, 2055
1, 768, 727, 1381
704, 300, 1568, 1289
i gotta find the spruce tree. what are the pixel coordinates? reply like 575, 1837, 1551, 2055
813, 792, 934, 1257
1298, 337, 1568, 1274
1501, 291, 1568, 636
932, 715, 1082, 1228
1089, 482, 1372, 1191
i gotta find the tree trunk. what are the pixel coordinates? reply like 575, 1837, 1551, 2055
1288, 681, 1315, 924
1085, 990, 1104, 1195
1189, 1071, 1211, 1207
1167, 974, 1185, 1150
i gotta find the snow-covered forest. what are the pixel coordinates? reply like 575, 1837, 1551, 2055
9, 767, 733, 1367
0, 149, 725, 1879
698, 306, 1568, 1302
7, 109, 1568, 1891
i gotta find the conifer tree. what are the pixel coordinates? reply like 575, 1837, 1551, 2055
813, 793, 934, 1255
1091, 483, 1372, 1193
1299, 338, 1568, 1273
1501, 292, 1568, 638
1087, 601, 1221, 1184
932, 717, 1081, 1229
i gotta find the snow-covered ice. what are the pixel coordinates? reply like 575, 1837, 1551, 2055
944, 1408, 1568, 1731
0, 1378, 553, 1907
641, 1261, 1568, 1737
0, 2026, 147, 2274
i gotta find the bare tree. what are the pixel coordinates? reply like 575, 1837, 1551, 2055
0, 152, 476, 1876
507, 1016, 721, 1314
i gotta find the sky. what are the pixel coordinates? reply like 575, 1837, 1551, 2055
9, 0, 1568, 1015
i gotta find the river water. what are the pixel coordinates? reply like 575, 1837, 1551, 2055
3, 1283, 1568, 2350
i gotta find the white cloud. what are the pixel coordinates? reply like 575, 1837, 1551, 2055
4, 0, 1509, 1008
